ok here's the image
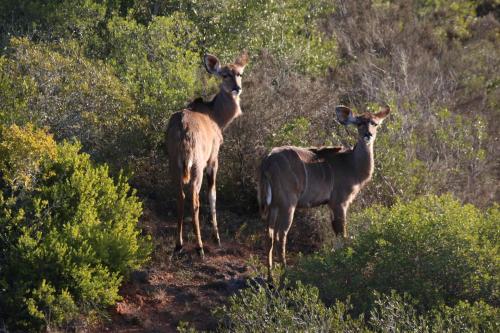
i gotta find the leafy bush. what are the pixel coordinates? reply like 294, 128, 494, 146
214, 280, 499, 333
0, 123, 56, 190
106, 12, 201, 149
2, 38, 141, 165
0, 56, 36, 125
127, 0, 337, 75
200, 0, 337, 75
429, 299, 500, 332
0, 125, 151, 331
215, 278, 364, 333
358, 104, 428, 206
290, 195, 499, 313
368, 291, 499, 333
0, 0, 107, 46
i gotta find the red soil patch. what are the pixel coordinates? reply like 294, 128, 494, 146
93, 206, 263, 332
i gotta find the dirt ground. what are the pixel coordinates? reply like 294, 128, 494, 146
93, 205, 265, 333
90, 197, 325, 332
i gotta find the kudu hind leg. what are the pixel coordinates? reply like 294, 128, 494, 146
267, 207, 279, 281
278, 206, 295, 267
175, 181, 185, 252
191, 179, 205, 258
206, 164, 220, 246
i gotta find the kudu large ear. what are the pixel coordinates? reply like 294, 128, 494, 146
374, 106, 390, 122
234, 50, 249, 70
335, 105, 357, 125
204, 54, 221, 75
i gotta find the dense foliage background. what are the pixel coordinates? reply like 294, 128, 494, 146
0, 0, 498, 331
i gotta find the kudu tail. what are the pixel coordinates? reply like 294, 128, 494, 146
258, 167, 272, 220
181, 159, 191, 184
179, 133, 193, 185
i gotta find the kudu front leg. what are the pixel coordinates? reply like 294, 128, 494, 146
206, 164, 221, 246
331, 203, 348, 238
330, 203, 350, 250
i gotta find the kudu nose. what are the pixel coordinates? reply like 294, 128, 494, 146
231, 86, 241, 96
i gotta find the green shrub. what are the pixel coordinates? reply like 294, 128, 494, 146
3, 38, 141, 165
430, 299, 500, 332
215, 278, 364, 333
128, 0, 337, 75
266, 116, 312, 148
290, 195, 499, 313
213, 280, 499, 333
0, 123, 56, 190
0, 56, 36, 125
0, 0, 107, 46
368, 291, 499, 333
358, 104, 428, 206
106, 12, 201, 150
0, 125, 151, 331
200, 0, 338, 75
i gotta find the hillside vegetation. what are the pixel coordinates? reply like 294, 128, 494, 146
0, 0, 498, 332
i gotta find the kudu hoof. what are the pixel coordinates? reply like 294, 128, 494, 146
212, 234, 221, 247
174, 244, 184, 253
170, 244, 185, 260
196, 247, 205, 258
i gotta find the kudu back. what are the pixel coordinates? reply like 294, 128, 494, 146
166, 51, 248, 257
258, 105, 390, 278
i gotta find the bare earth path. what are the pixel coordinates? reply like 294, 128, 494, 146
95, 207, 263, 333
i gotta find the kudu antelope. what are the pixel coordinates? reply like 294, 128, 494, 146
258, 105, 390, 278
166, 52, 249, 257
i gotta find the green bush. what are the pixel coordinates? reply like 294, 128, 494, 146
214, 280, 499, 333
215, 278, 364, 333
0, 125, 151, 331
358, 104, 428, 206
0, 56, 36, 125
290, 195, 499, 313
0, 0, 107, 46
2, 38, 141, 165
106, 12, 201, 150
266, 116, 312, 148
127, 0, 337, 75
198, 0, 337, 75
368, 291, 499, 332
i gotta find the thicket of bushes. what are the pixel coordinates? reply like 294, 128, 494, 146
0, 125, 151, 331
218, 283, 499, 332
217, 195, 499, 332
290, 195, 499, 310
218, 284, 499, 333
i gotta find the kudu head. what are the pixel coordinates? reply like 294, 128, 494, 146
204, 51, 249, 97
336, 105, 390, 144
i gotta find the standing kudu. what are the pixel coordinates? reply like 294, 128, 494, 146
258, 105, 390, 279
166, 52, 249, 257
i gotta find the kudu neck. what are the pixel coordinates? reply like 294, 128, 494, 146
211, 89, 241, 130
353, 136, 375, 181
